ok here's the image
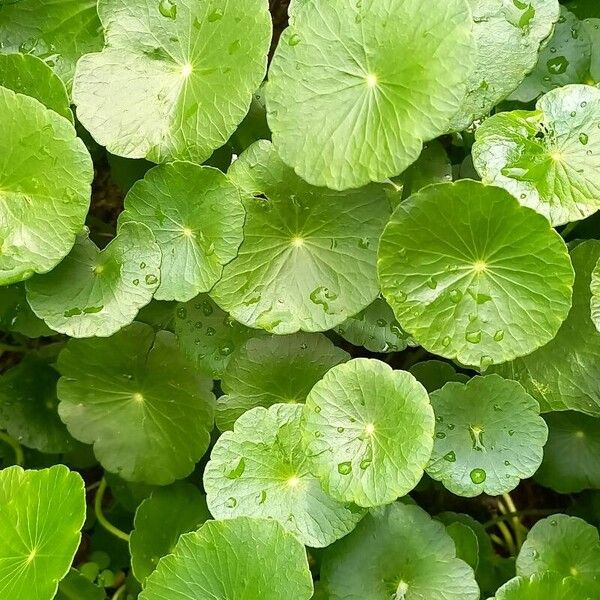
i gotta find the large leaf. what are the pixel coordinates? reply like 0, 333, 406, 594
216, 333, 349, 431
320, 502, 479, 600
266, 0, 475, 189
73, 0, 271, 163
205, 403, 365, 547
426, 375, 548, 497
139, 518, 313, 600
26, 222, 161, 338
0, 465, 86, 600
302, 358, 434, 507
378, 180, 574, 369
211, 140, 391, 334
56, 322, 215, 484
473, 84, 600, 225
0, 86, 92, 285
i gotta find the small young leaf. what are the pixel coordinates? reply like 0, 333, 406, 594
409, 360, 469, 393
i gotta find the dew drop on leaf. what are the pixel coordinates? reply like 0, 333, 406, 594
225, 497, 237, 508
443, 451, 456, 462
337, 461, 352, 475
469, 468, 486, 484
579, 133, 589, 145
465, 330, 481, 344
158, 0, 177, 19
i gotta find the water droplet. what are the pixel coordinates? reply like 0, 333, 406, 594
228, 39, 241, 55
508, 429, 515, 436
310, 286, 338, 313
337, 426, 344, 433
493, 404, 501, 412
436, 415, 444, 423
219, 345, 233, 356
145, 274, 158, 285
436, 432, 446, 439
449, 289, 462, 303
504, 460, 511, 466
207, 8, 223, 21
465, 330, 482, 344
396, 291, 407, 303
376, 318, 387, 327
546, 56, 569, 75
447, 423, 455, 430
550, 519, 557, 527
520, 193, 527, 199
442, 336, 451, 347
470, 468, 486, 484
205, 327, 216, 336
177, 306, 187, 319
226, 458, 245, 479
359, 458, 372, 470
337, 462, 352, 475
132, 278, 140, 286
201, 300, 213, 316
443, 451, 456, 462
158, 0, 176, 19
358, 237, 370, 249
579, 133, 589, 145
225, 497, 237, 508
581, 101, 588, 108
570, 111, 577, 118
288, 33, 301, 46
494, 329, 505, 342
480, 355, 494, 370
314, 405, 321, 413
426, 277, 438, 289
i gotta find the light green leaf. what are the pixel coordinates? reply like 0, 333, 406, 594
583, 18, 600, 81
492, 573, 591, 600
73, 0, 271, 163
130, 483, 210, 585
118, 163, 245, 302
0, 53, 71, 119
0, 465, 86, 600
473, 84, 600, 225
590, 254, 600, 330
409, 360, 470, 393
0, 0, 103, 89
0, 86, 92, 285
493, 240, 600, 415
139, 518, 313, 600
0, 284, 54, 337
216, 333, 349, 431
211, 140, 391, 334
302, 358, 434, 507
266, 0, 475, 189
450, 0, 560, 131
334, 297, 415, 354
321, 502, 479, 600
56, 322, 215, 484
26, 222, 161, 338
205, 403, 365, 547
535, 411, 600, 493
378, 180, 574, 369
426, 375, 548, 497
175, 294, 264, 379
508, 6, 592, 102
55, 570, 105, 600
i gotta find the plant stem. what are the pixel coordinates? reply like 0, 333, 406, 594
502, 493, 526, 549
86, 480, 101, 493
0, 342, 27, 353
0, 431, 24, 465
94, 478, 130, 543
111, 585, 127, 600
560, 221, 578, 240
496, 519, 516, 556
484, 508, 560, 529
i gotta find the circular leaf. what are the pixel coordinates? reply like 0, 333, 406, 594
216, 333, 349, 431
205, 403, 365, 547
409, 360, 469, 393
493, 573, 591, 600
426, 375, 548, 497
56, 322, 215, 484
211, 140, 391, 334
266, 0, 475, 189
320, 502, 479, 600
73, 0, 271, 163
26, 222, 161, 338
139, 518, 313, 600
118, 163, 245, 302
0, 86, 93, 285
377, 180, 574, 369
473, 84, 600, 226
302, 358, 434, 507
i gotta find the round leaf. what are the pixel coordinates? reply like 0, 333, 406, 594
26, 222, 161, 338
266, 0, 475, 189
493, 573, 591, 600
473, 84, 600, 226
377, 180, 574, 369
0, 465, 86, 600
73, 0, 271, 163
139, 518, 313, 600
118, 163, 245, 302
56, 322, 215, 484
321, 502, 479, 600
216, 333, 349, 431
211, 140, 391, 334
302, 358, 434, 507
409, 360, 469, 393
0, 86, 93, 285
426, 375, 548, 497
444, 522, 480, 573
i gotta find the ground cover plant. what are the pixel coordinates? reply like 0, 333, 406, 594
1, 0, 600, 598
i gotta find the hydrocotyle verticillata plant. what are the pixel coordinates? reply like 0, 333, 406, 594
1, 0, 600, 598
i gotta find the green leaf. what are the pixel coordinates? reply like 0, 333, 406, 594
508, 6, 592, 102
492, 573, 591, 600
55, 570, 105, 600
444, 521, 479, 572
409, 360, 470, 393
0, 53, 71, 120
302, 358, 434, 507
0, 86, 93, 285
118, 163, 245, 302
378, 180, 574, 369
0, 354, 73, 454
590, 254, 600, 330
266, 0, 475, 189
494, 240, 600, 415
473, 84, 600, 226
517, 515, 600, 589
26, 222, 161, 338
130, 483, 210, 585
535, 411, 600, 493
0, 0, 103, 89
56, 322, 215, 484
426, 375, 547, 497
175, 294, 265, 379
334, 297, 415, 354
139, 518, 314, 600
321, 502, 479, 600
0, 284, 54, 337
211, 140, 391, 334
0, 465, 86, 600
216, 333, 349, 431
450, 0, 560, 131
583, 18, 600, 82
72, 0, 271, 163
